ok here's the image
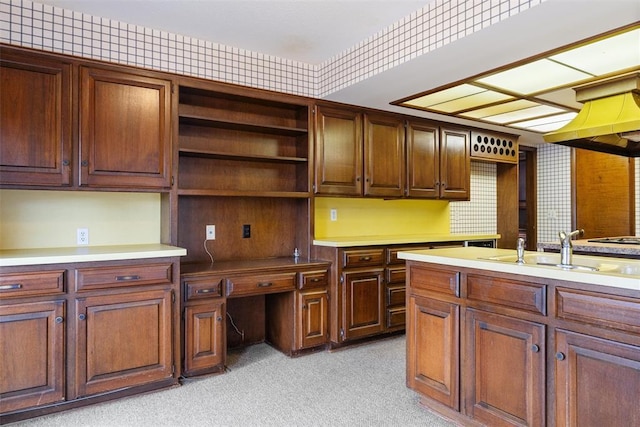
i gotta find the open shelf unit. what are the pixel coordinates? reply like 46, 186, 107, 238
175, 80, 313, 264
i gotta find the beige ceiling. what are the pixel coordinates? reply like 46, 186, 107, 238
36, 0, 640, 146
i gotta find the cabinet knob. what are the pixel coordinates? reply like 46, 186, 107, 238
81, 160, 88, 167
302, 304, 308, 309
55, 316, 64, 324
217, 317, 222, 322
556, 352, 566, 361
62, 159, 70, 166
79, 313, 86, 321
531, 344, 540, 353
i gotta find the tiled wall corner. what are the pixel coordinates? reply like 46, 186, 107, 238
450, 161, 497, 234
537, 144, 572, 244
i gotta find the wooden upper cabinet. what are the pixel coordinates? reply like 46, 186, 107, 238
80, 66, 171, 189
0, 48, 72, 186
363, 112, 405, 197
314, 105, 363, 196
406, 120, 439, 198
440, 127, 470, 200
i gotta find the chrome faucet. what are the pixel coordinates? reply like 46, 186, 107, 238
559, 229, 584, 266
516, 237, 526, 264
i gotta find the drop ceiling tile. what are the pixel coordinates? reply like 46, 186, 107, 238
475, 59, 592, 95
482, 104, 568, 124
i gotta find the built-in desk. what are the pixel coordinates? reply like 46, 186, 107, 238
180, 257, 331, 377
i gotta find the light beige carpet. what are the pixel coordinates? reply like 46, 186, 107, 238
13, 335, 454, 426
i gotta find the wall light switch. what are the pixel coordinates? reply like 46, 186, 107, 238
330, 209, 338, 221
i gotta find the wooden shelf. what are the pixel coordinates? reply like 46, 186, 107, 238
178, 114, 308, 136
177, 189, 311, 198
178, 148, 307, 164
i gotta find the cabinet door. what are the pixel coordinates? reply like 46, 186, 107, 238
465, 309, 545, 427
555, 330, 640, 427
341, 269, 384, 341
80, 66, 171, 189
363, 112, 405, 197
0, 49, 72, 186
406, 295, 460, 410
439, 127, 469, 200
184, 301, 225, 375
406, 120, 439, 198
74, 289, 173, 397
0, 300, 65, 413
298, 290, 328, 349
314, 105, 363, 196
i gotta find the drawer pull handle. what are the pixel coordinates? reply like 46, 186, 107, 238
0, 283, 22, 290
531, 344, 540, 353
359, 256, 371, 261
55, 316, 64, 324
116, 275, 141, 281
556, 352, 566, 361
310, 278, 321, 282
196, 288, 217, 294
257, 282, 273, 288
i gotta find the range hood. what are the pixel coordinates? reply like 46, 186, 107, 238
544, 72, 640, 157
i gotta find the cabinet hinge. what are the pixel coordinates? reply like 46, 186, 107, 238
171, 290, 176, 303
340, 328, 345, 338
171, 175, 175, 187
340, 276, 344, 284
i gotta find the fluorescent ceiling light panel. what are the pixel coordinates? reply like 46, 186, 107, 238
475, 59, 592, 95
482, 104, 568, 124
460, 99, 539, 119
402, 84, 483, 108
510, 112, 578, 132
427, 90, 514, 113
550, 29, 640, 76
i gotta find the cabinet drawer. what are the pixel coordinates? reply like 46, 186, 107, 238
75, 262, 173, 291
387, 284, 406, 306
342, 249, 384, 269
387, 246, 431, 265
0, 270, 65, 298
409, 265, 460, 298
386, 266, 405, 284
387, 306, 406, 328
467, 274, 546, 315
556, 288, 640, 334
227, 272, 296, 297
299, 270, 329, 290
183, 276, 224, 301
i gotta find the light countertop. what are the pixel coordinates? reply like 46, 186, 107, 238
398, 247, 640, 292
313, 233, 500, 247
538, 238, 640, 257
0, 244, 187, 267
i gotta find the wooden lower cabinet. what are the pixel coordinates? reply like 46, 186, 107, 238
184, 301, 225, 375
74, 289, 174, 397
405, 261, 640, 427
341, 269, 385, 341
298, 290, 328, 349
0, 257, 181, 423
406, 295, 459, 410
464, 309, 545, 427
555, 330, 640, 427
0, 300, 66, 413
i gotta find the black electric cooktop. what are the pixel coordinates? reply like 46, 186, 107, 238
587, 237, 640, 245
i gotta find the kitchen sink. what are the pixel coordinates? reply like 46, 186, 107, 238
480, 254, 640, 276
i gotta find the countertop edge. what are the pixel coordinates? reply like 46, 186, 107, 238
398, 247, 640, 292
0, 244, 187, 267
313, 234, 500, 247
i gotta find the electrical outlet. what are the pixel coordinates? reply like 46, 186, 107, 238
77, 228, 89, 245
242, 224, 251, 238
206, 224, 216, 240
330, 209, 338, 221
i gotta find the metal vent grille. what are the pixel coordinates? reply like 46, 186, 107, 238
470, 131, 518, 163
